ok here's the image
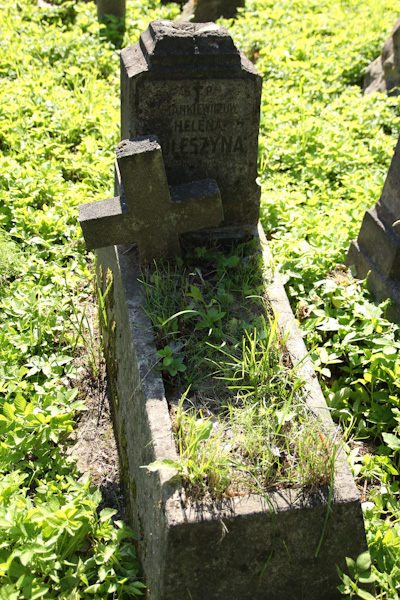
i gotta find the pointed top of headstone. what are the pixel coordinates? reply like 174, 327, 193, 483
139, 20, 241, 69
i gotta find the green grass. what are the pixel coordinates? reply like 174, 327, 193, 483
1, 0, 400, 597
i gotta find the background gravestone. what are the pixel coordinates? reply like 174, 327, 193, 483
364, 18, 400, 96
346, 134, 400, 323
119, 20, 262, 240
97, 0, 125, 20
179, 0, 245, 23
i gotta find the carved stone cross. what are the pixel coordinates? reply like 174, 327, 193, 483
79, 135, 224, 262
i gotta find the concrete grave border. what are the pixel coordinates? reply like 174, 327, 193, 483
96, 223, 369, 600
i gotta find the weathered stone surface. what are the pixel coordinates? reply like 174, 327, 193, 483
364, 18, 400, 96
180, 0, 245, 23
96, 223, 369, 600
346, 134, 400, 323
120, 20, 262, 239
79, 135, 223, 262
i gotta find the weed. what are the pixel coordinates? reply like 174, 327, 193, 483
142, 243, 334, 497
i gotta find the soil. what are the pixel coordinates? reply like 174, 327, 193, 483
66, 297, 127, 522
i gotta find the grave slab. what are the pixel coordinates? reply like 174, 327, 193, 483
96, 223, 369, 600
346, 134, 400, 323
119, 21, 262, 240
79, 135, 223, 262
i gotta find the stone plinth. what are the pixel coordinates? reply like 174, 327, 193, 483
120, 21, 262, 240
97, 0, 125, 19
96, 223, 369, 600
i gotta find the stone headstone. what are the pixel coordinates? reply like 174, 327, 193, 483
79, 135, 223, 262
97, 0, 125, 20
364, 18, 400, 96
120, 20, 262, 240
179, 0, 245, 23
346, 134, 400, 323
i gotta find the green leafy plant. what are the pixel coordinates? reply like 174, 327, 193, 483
157, 343, 187, 378
337, 551, 376, 599
142, 243, 335, 497
2, 0, 400, 594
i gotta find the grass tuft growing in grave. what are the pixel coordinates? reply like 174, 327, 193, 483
141, 241, 336, 498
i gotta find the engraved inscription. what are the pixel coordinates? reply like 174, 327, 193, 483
138, 80, 248, 162
165, 103, 238, 117
162, 135, 245, 157
162, 101, 244, 157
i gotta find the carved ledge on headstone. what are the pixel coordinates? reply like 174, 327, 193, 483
139, 20, 241, 68
364, 17, 400, 96
79, 135, 224, 262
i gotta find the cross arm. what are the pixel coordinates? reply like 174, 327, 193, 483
79, 195, 134, 250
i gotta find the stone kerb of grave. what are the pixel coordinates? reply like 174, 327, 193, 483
79, 135, 224, 262
346, 134, 400, 323
120, 20, 262, 240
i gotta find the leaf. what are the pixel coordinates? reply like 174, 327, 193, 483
47, 497, 60, 513
355, 551, 371, 572
2, 402, 15, 420
317, 317, 340, 331
19, 549, 35, 567
102, 544, 116, 563
99, 508, 117, 522
225, 255, 240, 268
345, 556, 356, 579
382, 432, 400, 450
161, 310, 198, 326
140, 460, 180, 472
189, 286, 204, 303
356, 590, 376, 600
358, 572, 376, 584
14, 394, 26, 414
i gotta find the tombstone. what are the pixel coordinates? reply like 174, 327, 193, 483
179, 0, 245, 23
78, 20, 370, 600
97, 0, 125, 20
346, 135, 400, 323
364, 18, 400, 96
79, 135, 223, 262
119, 20, 262, 240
